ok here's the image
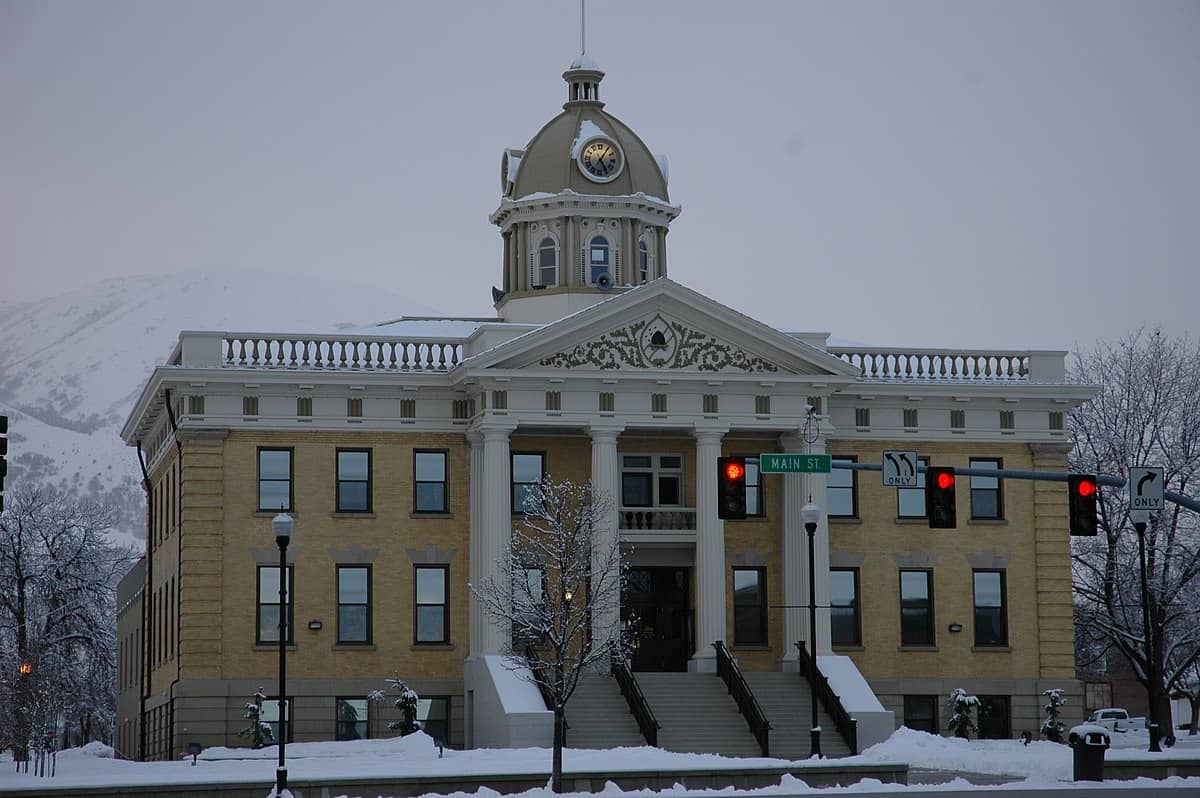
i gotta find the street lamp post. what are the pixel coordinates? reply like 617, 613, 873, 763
1131, 511, 1162, 753
800, 501, 823, 759
272, 511, 293, 795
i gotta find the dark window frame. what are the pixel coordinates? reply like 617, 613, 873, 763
897, 457, 930, 518
335, 448, 372, 513
414, 449, 449, 514
414, 565, 450, 645
972, 569, 1008, 647
256, 565, 294, 645
830, 567, 861, 647
511, 451, 546, 516
336, 564, 372, 645
732, 567, 767, 646
263, 696, 293, 744
743, 456, 765, 518
902, 695, 939, 735
899, 568, 935, 647
828, 455, 858, 518
335, 696, 369, 741
418, 695, 450, 743
969, 457, 1004, 520
257, 447, 294, 512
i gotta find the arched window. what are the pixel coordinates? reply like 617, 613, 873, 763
537, 237, 557, 287
589, 236, 610, 285
638, 239, 651, 283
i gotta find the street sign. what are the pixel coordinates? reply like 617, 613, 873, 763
882, 450, 920, 487
759, 453, 831, 474
1129, 466, 1164, 512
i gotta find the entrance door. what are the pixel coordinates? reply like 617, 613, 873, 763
622, 567, 691, 672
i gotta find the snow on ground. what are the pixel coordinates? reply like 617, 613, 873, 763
2, 729, 1199, 795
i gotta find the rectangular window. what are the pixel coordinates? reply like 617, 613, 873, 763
511, 452, 544, 514
400, 398, 416, 419
296, 396, 312, 417
977, 695, 1011, 739
261, 697, 291, 744
969, 458, 1003, 519
187, 395, 205, 415
703, 394, 719, 414
950, 409, 966, 430
899, 569, 934, 647
243, 396, 259, 416
415, 565, 449, 644
830, 568, 861, 647
452, 399, 472, 419
257, 448, 293, 511
545, 391, 561, 411
620, 454, 683, 508
347, 397, 363, 418
897, 457, 929, 518
827, 456, 857, 517
855, 407, 870, 428
414, 450, 448, 513
745, 457, 763, 517
256, 565, 293, 644
337, 565, 371, 644
492, 390, 508, 410
732, 568, 766, 646
336, 449, 371, 512
513, 566, 546, 646
651, 393, 667, 413
1000, 410, 1015, 430
755, 395, 771, 415
418, 696, 450, 743
973, 570, 1007, 646
1049, 411, 1064, 431
336, 697, 368, 741
903, 408, 919, 429
599, 392, 614, 412
903, 695, 939, 734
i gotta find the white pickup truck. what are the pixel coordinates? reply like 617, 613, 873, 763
1087, 708, 1148, 732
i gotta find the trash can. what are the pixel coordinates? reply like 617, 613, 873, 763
1068, 724, 1110, 782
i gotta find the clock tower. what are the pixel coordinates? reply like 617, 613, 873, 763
489, 53, 681, 323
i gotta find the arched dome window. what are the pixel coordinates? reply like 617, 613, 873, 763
638, 238, 654, 284
537, 237, 557, 287
588, 235, 610, 285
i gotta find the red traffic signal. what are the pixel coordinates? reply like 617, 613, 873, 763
1068, 474, 1098, 536
925, 466, 957, 529
717, 456, 747, 520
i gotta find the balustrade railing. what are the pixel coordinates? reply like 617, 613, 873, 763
611, 655, 659, 747
829, 346, 1030, 381
619, 507, 696, 531
794, 640, 858, 755
713, 641, 770, 757
190, 333, 465, 371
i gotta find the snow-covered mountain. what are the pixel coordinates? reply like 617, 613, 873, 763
0, 269, 442, 549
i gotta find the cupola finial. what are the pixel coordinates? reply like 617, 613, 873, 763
564, 0, 604, 107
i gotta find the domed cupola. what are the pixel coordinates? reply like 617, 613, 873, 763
490, 53, 682, 324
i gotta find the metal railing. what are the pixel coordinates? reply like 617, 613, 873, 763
713, 641, 770, 757
611, 655, 660, 747
794, 641, 858, 755
524, 644, 563, 729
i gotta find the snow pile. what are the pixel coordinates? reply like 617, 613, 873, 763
857, 726, 1070, 781
571, 120, 610, 160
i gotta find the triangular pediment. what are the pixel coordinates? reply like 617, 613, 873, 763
458, 279, 859, 380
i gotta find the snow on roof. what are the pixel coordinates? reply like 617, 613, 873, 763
817, 655, 887, 714
568, 52, 602, 71
571, 118, 610, 159
353, 318, 492, 338
655, 153, 669, 183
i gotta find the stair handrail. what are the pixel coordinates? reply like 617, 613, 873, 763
610, 654, 660, 747
794, 640, 858, 755
524, 644, 563, 728
713, 641, 770, 756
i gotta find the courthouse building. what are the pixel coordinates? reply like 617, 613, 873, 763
116, 51, 1093, 760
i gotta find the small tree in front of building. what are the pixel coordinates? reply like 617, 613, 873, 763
946, 688, 979, 740
472, 477, 628, 793
1041, 688, 1067, 743
239, 687, 273, 749
369, 675, 420, 736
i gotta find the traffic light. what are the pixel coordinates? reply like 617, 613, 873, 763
925, 466, 957, 529
0, 415, 7, 513
717, 456, 747, 520
1068, 474, 1098, 536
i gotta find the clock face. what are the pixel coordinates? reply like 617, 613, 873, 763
578, 137, 623, 182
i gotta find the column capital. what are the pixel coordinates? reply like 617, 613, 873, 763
588, 422, 624, 442
466, 430, 484, 447
779, 430, 828, 453
691, 424, 729, 445
471, 418, 519, 441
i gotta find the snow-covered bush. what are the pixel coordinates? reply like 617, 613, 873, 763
946, 688, 979, 739
1040, 688, 1067, 743
238, 687, 274, 749
370, 675, 420, 735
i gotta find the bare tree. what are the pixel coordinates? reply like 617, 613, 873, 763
472, 477, 627, 793
0, 484, 135, 762
1070, 329, 1200, 738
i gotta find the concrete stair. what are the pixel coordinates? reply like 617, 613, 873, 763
633, 672, 764, 757
743, 671, 853, 759
563, 672, 647, 750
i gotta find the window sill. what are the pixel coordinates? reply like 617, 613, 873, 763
255, 511, 296, 518
968, 519, 1008, 526
894, 517, 928, 525
829, 516, 862, 525
729, 515, 770, 524
334, 643, 377, 651
333, 512, 376, 518
253, 644, 297, 651
833, 644, 864, 651
898, 645, 939, 652
971, 645, 1011, 653
411, 643, 455, 651
411, 512, 454, 520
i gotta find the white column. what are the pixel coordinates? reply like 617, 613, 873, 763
589, 424, 623, 651
691, 427, 728, 672
778, 433, 806, 671
479, 423, 516, 655
803, 436, 833, 655
467, 430, 485, 659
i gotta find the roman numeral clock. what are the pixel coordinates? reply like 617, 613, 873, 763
578, 136, 624, 182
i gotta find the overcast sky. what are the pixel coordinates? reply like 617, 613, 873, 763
2, 0, 1197, 349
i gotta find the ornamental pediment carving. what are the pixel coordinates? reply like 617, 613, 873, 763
538, 313, 778, 373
